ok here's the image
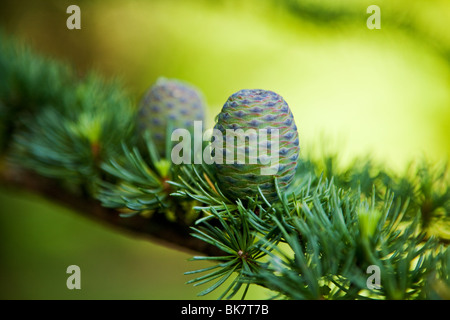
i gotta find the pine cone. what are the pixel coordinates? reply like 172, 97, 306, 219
137, 77, 206, 156
213, 89, 299, 202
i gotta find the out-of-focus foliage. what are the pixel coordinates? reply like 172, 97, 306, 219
0, 0, 449, 299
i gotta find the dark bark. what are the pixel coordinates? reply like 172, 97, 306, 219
0, 163, 223, 256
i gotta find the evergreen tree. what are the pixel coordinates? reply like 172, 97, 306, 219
0, 31, 449, 300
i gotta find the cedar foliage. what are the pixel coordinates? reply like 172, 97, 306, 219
0, 31, 449, 300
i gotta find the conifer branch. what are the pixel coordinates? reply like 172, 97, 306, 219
1, 30, 449, 300
0, 162, 224, 256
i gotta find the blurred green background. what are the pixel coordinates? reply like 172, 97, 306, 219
1, 0, 449, 299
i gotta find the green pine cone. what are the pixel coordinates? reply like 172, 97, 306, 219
213, 89, 300, 202
137, 77, 206, 156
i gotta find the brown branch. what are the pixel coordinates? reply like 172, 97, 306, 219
0, 163, 224, 257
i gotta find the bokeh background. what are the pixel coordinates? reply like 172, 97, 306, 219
1, 0, 449, 299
